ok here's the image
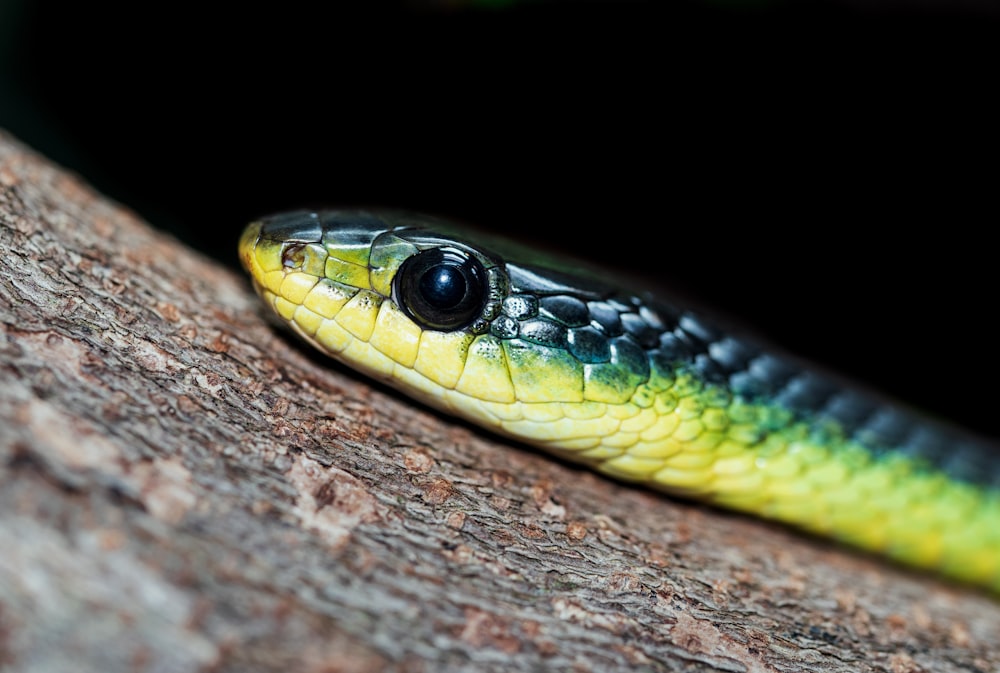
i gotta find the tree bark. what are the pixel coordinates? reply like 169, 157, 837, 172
0, 129, 997, 673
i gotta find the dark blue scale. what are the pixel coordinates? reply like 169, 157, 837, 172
609, 336, 650, 379
518, 319, 569, 349
620, 312, 661, 349
539, 295, 590, 327
587, 301, 624, 336
567, 326, 612, 364
490, 315, 519, 340
502, 294, 538, 320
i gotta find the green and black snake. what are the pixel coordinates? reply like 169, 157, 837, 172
239, 209, 1000, 592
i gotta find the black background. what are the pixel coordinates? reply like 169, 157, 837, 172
2, 0, 998, 439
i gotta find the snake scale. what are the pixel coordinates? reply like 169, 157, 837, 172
239, 210, 1000, 592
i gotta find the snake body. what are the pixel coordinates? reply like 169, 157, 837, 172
240, 210, 1000, 591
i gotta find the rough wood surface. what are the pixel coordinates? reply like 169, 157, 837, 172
0, 129, 997, 673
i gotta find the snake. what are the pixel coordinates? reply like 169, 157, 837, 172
239, 209, 1000, 592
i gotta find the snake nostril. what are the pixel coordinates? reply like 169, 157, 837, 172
281, 242, 308, 269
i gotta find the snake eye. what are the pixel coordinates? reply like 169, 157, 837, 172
394, 248, 487, 331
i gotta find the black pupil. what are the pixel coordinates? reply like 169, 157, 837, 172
419, 265, 467, 309
394, 247, 487, 331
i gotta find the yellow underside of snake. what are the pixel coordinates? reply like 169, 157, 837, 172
240, 210, 1000, 592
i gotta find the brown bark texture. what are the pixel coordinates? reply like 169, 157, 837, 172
0, 129, 997, 673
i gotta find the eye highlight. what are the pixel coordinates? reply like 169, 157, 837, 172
394, 248, 488, 331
